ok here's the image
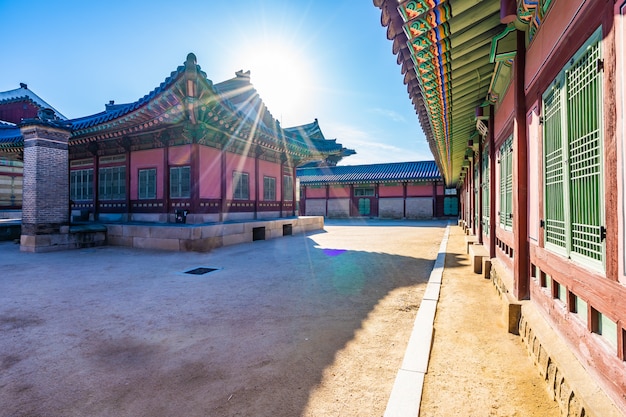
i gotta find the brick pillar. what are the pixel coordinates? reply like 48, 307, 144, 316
19, 118, 72, 252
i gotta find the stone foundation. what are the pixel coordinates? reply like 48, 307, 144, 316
106, 216, 324, 252
20, 225, 107, 252
490, 259, 621, 417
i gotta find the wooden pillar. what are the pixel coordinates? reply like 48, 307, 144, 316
325, 184, 329, 217
123, 139, 131, 221
163, 142, 170, 222
191, 142, 200, 214
489, 105, 497, 258
254, 146, 261, 220
90, 143, 99, 222
220, 149, 227, 221
513, 29, 529, 300
432, 181, 437, 217
292, 166, 296, 216
402, 182, 407, 218
349, 184, 354, 217
469, 158, 474, 234
477, 137, 484, 244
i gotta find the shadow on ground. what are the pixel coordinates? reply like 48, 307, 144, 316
0, 220, 458, 417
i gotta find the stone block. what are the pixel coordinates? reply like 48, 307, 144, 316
149, 226, 191, 240
201, 225, 224, 238
133, 237, 180, 251
108, 235, 133, 247
222, 233, 249, 247
123, 225, 151, 238
468, 243, 489, 274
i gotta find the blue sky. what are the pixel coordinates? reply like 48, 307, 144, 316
0, 0, 431, 165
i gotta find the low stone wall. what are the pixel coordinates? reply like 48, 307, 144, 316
405, 197, 433, 218
378, 198, 403, 219
106, 216, 324, 252
20, 224, 107, 253
327, 199, 349, 218
490, 259, 621, 417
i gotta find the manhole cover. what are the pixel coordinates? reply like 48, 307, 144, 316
184, 267, 218, 275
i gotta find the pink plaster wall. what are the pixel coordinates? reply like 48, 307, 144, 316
379, 184, 403, 197
407, 184, 431, 197
225, 153, 256, 199
525, 0, 587, 92
495, 84, 514, 143
306, 187, 327, 198
131, 148, 165, 199
169, 144, 191, 166
329, 186, 350, 198
259, 159, 282, 200
198, 146, 222, 199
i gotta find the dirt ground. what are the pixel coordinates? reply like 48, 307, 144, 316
1, 220, 445, 417
419, 225, 560, 417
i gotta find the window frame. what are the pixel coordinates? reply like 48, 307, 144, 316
263, 176, 276, 201
98, 165, 126, 201
70, 168, 94, 202
283, 175, 293, 201
170, 166, 191, 199
138, 168, 157, 200
541, 27, 605, 270
233, 171, 249, 200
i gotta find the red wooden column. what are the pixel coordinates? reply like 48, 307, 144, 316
220, 150, 227, 221
191, 142, 200, 213
477, 137, 484, 244
122, 137, 131, 221
349, 184, 354, 217
291, 165, 297, 216
513, 29, 529, 300
325, 184, 329, 217
402, 181, 407, 218
254, 145, 261, 219
163, 140, 170, 220
489, 105, 497, 258
88, 142, 99, 221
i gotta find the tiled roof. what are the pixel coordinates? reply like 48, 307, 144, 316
69, 64, 192, 130
297, 160, 441, 184
0, 85, 67, 120
0, 121, 22, 148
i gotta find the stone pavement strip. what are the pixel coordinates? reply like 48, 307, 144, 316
385, 225, 560, 417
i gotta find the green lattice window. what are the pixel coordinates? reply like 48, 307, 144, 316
481, 148, 490, 234
70, 169, 93, 201
499, 136, 513, 230
170, 166, 191, 199
542, 27, 604, 268
99, 166, 126, 200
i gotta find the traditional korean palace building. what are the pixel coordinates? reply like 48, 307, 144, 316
0, 53, 354, 225
297, 160, 453, 218
375, 0, 626, 414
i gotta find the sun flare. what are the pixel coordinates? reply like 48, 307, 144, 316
243, 41, 314, 124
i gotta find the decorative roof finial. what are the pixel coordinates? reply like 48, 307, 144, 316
186, 53, 197, 68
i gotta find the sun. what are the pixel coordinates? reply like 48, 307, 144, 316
243, 41, 315, 125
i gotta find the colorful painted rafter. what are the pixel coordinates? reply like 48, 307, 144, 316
398, 0, 454, 181
516, 0, 554, 40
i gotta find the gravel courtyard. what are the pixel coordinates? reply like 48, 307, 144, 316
0, 220, 446, 417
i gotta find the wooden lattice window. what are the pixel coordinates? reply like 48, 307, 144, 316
232, 171, 249, 200
542, 27, 604, 268
499, 136, 513, 230
170, 166, 191, 199
283, 175, 293, 201
99, 166, 126, 200
263, 176, 276, 201
70, 168, 93, 201
138, 168, 157, 200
